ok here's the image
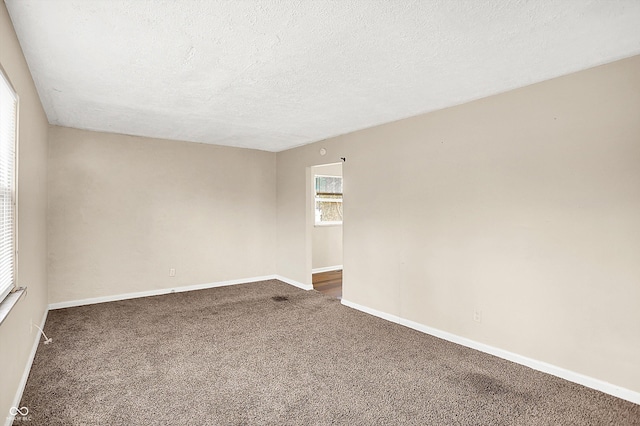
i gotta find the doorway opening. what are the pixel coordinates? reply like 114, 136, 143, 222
310, 163, 343, 298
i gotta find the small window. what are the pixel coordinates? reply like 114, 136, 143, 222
0, 69, 18, 302
315, 175, 342, 226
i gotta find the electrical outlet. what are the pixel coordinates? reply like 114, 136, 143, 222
473, 309, 482, 323
169, 268, 176, 277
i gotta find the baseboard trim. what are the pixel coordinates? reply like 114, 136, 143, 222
6, 309, 49, 426
341, 298, 640, 405
274, 275, 314, 291
48, 275, 280, 310
311, 265, 343, 274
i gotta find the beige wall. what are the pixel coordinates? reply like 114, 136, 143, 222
311, 163, 343, 270
276, 56, 640, 393
0, 2, 49, 421
48, 126, 276, 304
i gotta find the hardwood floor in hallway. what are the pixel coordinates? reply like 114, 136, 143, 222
312, 269, 342, 299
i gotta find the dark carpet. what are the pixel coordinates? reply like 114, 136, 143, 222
18, 280, 640, 425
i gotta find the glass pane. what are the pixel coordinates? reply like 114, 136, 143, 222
315, 176, 342, 194
316, 201, 343, 223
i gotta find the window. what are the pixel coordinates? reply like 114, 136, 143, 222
315, 175, 342, 225
0, 70, 17, 302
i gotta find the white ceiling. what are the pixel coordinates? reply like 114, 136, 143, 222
6, 1, 640, 152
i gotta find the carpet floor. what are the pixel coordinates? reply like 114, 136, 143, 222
18, 280, 640, 425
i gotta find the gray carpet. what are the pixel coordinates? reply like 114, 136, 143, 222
18, 280, 640, 425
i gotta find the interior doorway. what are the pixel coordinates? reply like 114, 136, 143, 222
310, 163, 343, 298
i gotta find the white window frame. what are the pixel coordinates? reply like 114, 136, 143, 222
314, 174, 343, 226
0, 67, 19, 303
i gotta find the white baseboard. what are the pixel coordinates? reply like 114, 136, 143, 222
274, 275, 314, 291
48, 275, 314, 310
341, 299, 640, 405
312, 265, 343, 274
6, 309, 49, 426
48, 275, 281, 310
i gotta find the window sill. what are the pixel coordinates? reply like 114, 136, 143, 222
314, 222, 343, 227
0, 287, 26, 326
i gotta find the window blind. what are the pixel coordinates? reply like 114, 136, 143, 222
0, 71, 17, 302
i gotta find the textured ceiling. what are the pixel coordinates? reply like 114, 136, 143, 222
5, 1, 640, 152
